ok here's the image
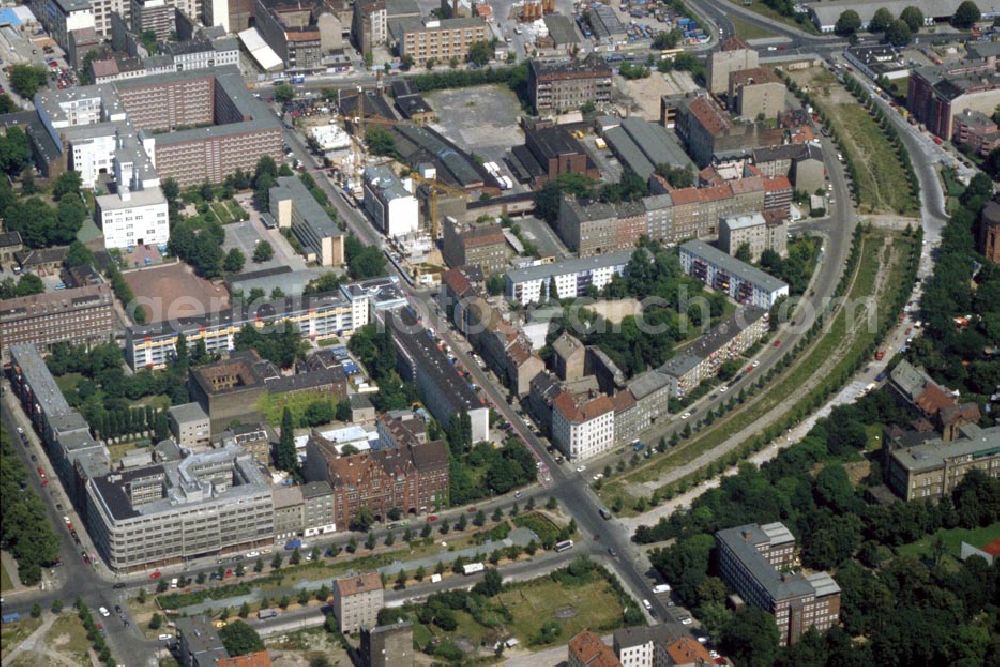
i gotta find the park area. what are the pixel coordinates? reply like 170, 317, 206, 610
789, 68, 919, 217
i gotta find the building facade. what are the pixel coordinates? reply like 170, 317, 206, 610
718, 213, 788, 261
528, 58, 613, 115
253, 0, 323, 71
395, 17, 488, 67
363, 165, 419, 238
361, 622, 414, 667
907, 62, 1000, 140
679, 239, 789, 308
551, 390, 615, 461
505, 248, 634, 304
167, 402, 210, 449
270, 176, 345, 266
556, 196, 644, 257
885, 424, 1000, 501
333, 572, 384, 633
0, 283, 115, 359
707, 37, 759, 95
95, 186, 170, 249
441, 216, 507, 275
981, 200, 1000, 263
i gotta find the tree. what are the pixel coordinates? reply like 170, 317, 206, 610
290, 548, 301, 565
0, 93, 16, 114
486, 273, 505, 296
467, 40, 492, 67
721, 607, 780, 667
238, 601, 251, 618
53, 171, 83, 200
218, 621, 265, 656
0, 126, 31, 176
140, 30, 157, 52
653, 29, 681, 50
400, 54, 415, 70
274, 83, 295, 104
953, 1, 981, 28
365, 127, 397, 157
885, 20, 913, 47
66, 240, 96, 268
471, 567, 504, 597
223, 248, 246, 273
149, 613, 163, 629
985, 146, 1000, 180
352, 506, 375, 532
8, 65, 49, 98
275, 407, 299, 474
869, 7, 894, 32
835, 10, 862, 36
734, 243, 752, 263
900, 6, 924, 32
252, 240, 274, 263
655, 163, 693, 188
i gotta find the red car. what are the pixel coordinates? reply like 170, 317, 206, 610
224, 569, 234, 578
427, 515, 438, 523
773, 340, 781, 347
466, 507, 476, 513
149, 570, 162, 580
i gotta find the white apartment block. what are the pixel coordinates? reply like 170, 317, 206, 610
363, 165, 419, 238
505, 248, 634, 305
95, 186, 169, 249
68, 131, 118, 188
551, 391, 615, 461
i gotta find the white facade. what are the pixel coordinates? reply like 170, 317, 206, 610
617, 641, 654, 667
363, 166, 419, 238
679, 240, 789, 309
70, 133, 118, 188
468, 405, 490, 446
505, 249, 633, 305
203, 0, 231, 32
96, 187, 169, 249
552, 401, 615, 461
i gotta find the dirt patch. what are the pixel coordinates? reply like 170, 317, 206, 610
585, 298, 643, 324
554, 607, 577, 619
123, 262, 230, 323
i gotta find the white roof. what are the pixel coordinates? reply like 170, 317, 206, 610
238, 27, 283, 72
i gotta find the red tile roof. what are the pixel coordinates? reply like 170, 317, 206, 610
441, 268, 473, 298
334, 571, 383, 597
688, 96, 731, 136
671, 183, 735, 206
916, 384, 955, 416
666, 638, 712, 665
569, 630, 622, 667
217, 651, 272, 667
763, 175, 792, 192
553, 391, 614, 424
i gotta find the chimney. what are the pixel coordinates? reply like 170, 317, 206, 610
741, 530, 751, 541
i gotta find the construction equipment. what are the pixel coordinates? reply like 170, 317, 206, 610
410, 171, 470, 239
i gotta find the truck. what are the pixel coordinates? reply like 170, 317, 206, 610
463, 562, 485, 575
290, 75, 306, 84
258, 609, 279, 619
284, 538, 302, 551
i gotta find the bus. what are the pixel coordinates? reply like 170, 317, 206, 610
463, 562, 485, 575
554, 540, 574, 553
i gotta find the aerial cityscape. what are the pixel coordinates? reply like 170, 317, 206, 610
0, 0, 997, 665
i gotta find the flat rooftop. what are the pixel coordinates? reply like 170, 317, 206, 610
507, 249, 635, 284
681, 239, 789, 294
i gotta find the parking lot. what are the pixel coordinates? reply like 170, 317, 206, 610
222, 218, 307, 275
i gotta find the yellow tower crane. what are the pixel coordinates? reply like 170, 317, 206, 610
408, 171, 471, 240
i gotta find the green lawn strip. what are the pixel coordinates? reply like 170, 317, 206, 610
730, 0, 819, 35
512, 512, 561, 545
897, 523, 1000, 560
226, 199, 247, 221
211, 202, 234, 224
257, 390, 333, 426
53, 372, 84, 394
0, 557, 13, 592
729, 14, 777, 40
0, 617, 42, 654
600, 232, 914, 510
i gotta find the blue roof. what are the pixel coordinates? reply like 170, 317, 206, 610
0, 8, 22, 26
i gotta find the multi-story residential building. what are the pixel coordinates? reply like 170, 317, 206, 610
95, 185, 169, 249
716, 522, 841, 645
612, 625, 677, 667
269, 176, 345, 266
363, 165, 419, 238
129, 0, 175, 42
568, 630, 622, 667
751, 143, 825, 196
623, 368, 674, 435
953, 108, 1000, 157
551, 389, 615, 461
301, 480, 337, 536
361, 622, 414, 667
253, 0, 323, 71
352, 0, 386, 55
643, 194, 674, 242
885, 423, 1000, 501
333, 572, 384, 633
528, 58, 613, 115
719, 213, 788, 261
34, 0, 97, 50
0, 283, 114, 359
86, 444, 275, 571
158, 35, 241, 72
556, 196, 644, 257
174, 615, 229, 666
126, 287, 369, 369
273, 484, 305, 539
763, 176, 793, 217
167, 402, 210, 449
663, 638, 716, 666
658, 180, 765, 243
392, 17, 489, 67
679, 239, 789, 308
510, 125, 601, 188
675, 94, 784, 167
307, 431, 449, 529
552, 332, 586, 382
659, 352, 702, 398
907, 62, 1000, 140
441, 216, 508, 275
729, 67, 785, 120
707, 36, 759, 95
981, 200, 1000, 263
505, 248, 635, 304
388, 307, 490, 443
7, 344, 110, 509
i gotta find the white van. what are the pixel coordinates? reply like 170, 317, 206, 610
642, 599, 652, 611
653, 584, 671, 594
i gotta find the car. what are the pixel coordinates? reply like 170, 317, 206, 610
427, 515, 438, 523
63, 516, 70, 525
608, 548, 617, 558
773, 340, 781, 347
113, 582, 126, 589
149, 571, 161, 580
214, 620, 227, 629
246, 551, 260, 558
680, 412, 691, 420
709, 650, 720, 659
718, 385, 728, 393
158, 633, 173, 641
15, 427, 23, 435
681, 617, 693, 625
576, 465, 586, 473
30, 454, 36, 461
593, 473, 603, 481
170, 578, 178, 588
642, 599, 652, 611
514, 490, 523, 498
98, 607, 110, 617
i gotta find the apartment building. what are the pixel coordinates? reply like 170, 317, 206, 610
716, 522, 841, 645
388, 307, 490, 443
441, 216, 508, 275
352, 0, 386, 55
7, 344, 110, 509
273, 485, 305, 539
167, 402, 210, 449
679, 239, 789, 308
393, 17, 489, 67
729, 67, 785, 120
719, 213, 788, 261
86, 444, 275, 572
707, 36, 758, 95
307, 432, 449, 529
676, 94, 784, 167
751, 143, 825, 196
556, 196, 644, 257
981, 200, 1000, 263
34, 0, 97, 49
129, 0, 175, 42
269, 176, 345, 266
659, 180, 765, 243
361, 622, 414, 667
125, 287, 369, 369
333, 572, 384, 633
95, 186, 169, 250
568, 630, 622, 667
907, 62, 1000, 140
623, 368, 674, 436
885, 423, 1000, 501
612, 625, 677, 667
219, 423, 271, 466
953, 109, 1000, 157
253, 0, 323, 71
363, 165, 419, 238
551, 389, 615, 461
505, 248, 634, 304
0, 283, 114, 359
528, 58, 613, 115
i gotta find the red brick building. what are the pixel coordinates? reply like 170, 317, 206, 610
306, 433, 449, 528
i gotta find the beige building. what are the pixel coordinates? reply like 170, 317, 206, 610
707, 37, 759, 95
393, 17, 488, 66
552, 332, 586, 382
167, 402, 210, 449
0, 282, 115, 359
333, 572, 384, 633
729, 67, 785, 120
885, 423, 1000, 502
269, 176, 345, 266
551, 390, 615, 461
272, 484, 305, 539
556, 197, 644, 257
719, 213, 788, 261
442, 216, 508, 276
